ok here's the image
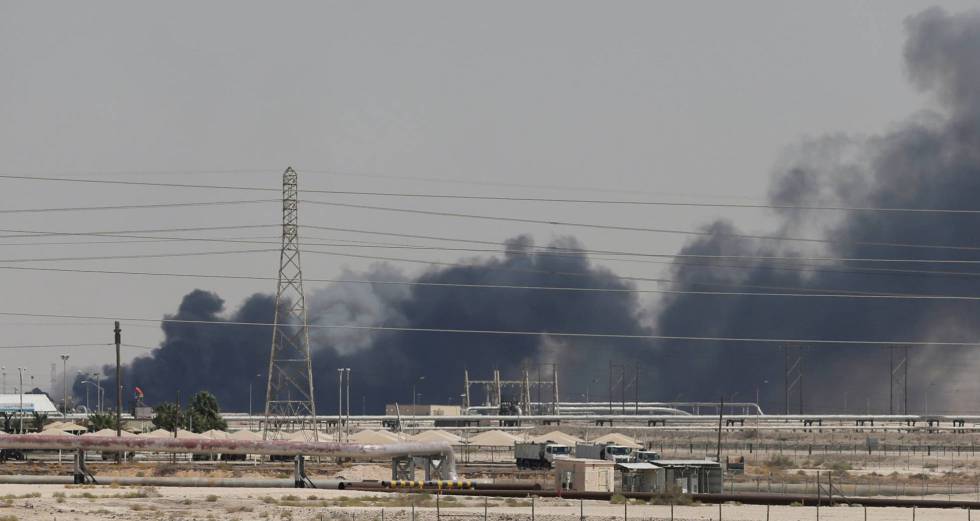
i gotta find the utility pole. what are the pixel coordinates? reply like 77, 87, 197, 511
114, 321, 122, 441
345, 368, 351, 441
904, 346, 909, 415
889, 347, 894, 415
620, 365, 626, 414
173, 389, 180, 464
17, 368, 25, 433
799, 351, 804, 415
634, 361, 640, 415
716, 395, 724, 462
608, 360, 613, 414
60, 354, 69, 417
783, 347, 789, 415
337, 368, 343, 441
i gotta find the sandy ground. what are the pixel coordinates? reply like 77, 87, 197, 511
0, 484, 978, 521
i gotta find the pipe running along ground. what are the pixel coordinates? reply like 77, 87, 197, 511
0, 434, 457, 479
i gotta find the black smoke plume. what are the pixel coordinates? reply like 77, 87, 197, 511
80, 236, 650, 413
79, 7, 980, 415
654, 7, 980, 413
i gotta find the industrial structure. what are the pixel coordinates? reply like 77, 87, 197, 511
263, 167, 318, 439
462, 366, 559, 415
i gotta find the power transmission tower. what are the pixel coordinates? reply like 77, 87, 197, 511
889, 346, 909, 415
263, 167, 318, 440
784, 345, 803, 415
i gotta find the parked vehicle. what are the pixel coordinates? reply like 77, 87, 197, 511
575, 442, 633, 463
634, 449, 661, 463
515, 441, 571, 469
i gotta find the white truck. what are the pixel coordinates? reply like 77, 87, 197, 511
575, 442, 634, 463
514, 441, 572, 469
634, 450, 661, 463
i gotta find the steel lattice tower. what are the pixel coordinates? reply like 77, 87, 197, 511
263, 167, 318, 439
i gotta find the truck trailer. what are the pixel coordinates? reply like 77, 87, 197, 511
574, 442, 634, 463
514, 441, 572, 469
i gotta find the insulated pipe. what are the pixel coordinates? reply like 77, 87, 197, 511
349, 487, 980, 509
0, 475, 347, 488
0, 434, 456, 479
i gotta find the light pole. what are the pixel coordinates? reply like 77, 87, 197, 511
60, 354, 70, 417
337, 368, 343, 440
81, 379, 91, 411
412, 376, 425, 413
93, 372, 103, 413
1, 366, 5, 394
17, 367, 26, 433
755, 380, 768, 410
249, 373, 261, 431
345, 368, 351, 441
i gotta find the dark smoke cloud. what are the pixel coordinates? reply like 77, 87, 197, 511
79, 8, 980, 415
654, 7, 980, 414
82, 235, 650, 413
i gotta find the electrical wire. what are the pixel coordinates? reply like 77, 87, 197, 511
0, 343, 112, 349
0, 199, 276, 214
6, 223, 980, 286
4, 174, 980, 253
5, 224, 980, 267
0, 310, 977, 347
301, 198, 980, 253
0, 171, 769, 202
0, 248, 276, 264
4, 264, 980, 300
6, 173, 980, 214
0, 224, 277, 239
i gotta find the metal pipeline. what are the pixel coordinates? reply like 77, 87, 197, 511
354, 487, 980, 509
379, 480, 541, 491
0, 434, 456, 479
0, 474, 347, 488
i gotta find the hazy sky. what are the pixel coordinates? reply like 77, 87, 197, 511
0, 1, 975, 390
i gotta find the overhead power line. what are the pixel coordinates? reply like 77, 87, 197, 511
4, 175, 980, 253
5, 264, 980, 300
0, 171, 768, 202
5, 223, 980, 283
0, 310, 978, 347
6, 225, 980, 266
301, 199, 980, 253
301, 247, 980, 282
0, 224, 277, 239
5, 173, 980, 214
0, 343, 112, 349
0, 248, 276, 264
0, 199, 276, 214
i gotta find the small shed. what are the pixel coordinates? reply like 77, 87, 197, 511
616, 462, 665, 493
554, 457, 616, 493
655, 459, 723, 493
